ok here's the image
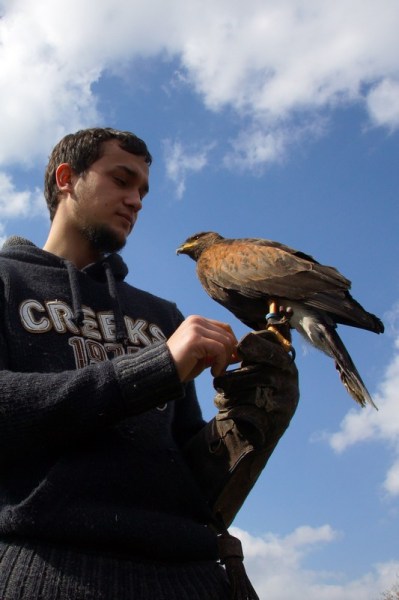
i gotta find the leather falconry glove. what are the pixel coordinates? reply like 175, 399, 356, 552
184, 330, 300, 528
214, 330, 299, 452
184, 331, 299, 600
193, 330, 299, 600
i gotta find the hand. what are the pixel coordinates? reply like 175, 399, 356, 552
167, 315, 239, 382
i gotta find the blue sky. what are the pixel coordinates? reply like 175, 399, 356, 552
1, 1, 399, 597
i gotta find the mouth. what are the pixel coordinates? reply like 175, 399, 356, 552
116, 212, 134, 230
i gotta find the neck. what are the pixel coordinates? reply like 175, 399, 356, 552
43, 219, 103, 270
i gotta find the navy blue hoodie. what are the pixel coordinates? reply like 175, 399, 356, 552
0, 237, 218, 561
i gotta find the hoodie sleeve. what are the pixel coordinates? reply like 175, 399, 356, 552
0, 337, 185, 462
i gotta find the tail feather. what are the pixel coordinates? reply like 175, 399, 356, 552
334, 360, 377, 409
321, 325, 378, 409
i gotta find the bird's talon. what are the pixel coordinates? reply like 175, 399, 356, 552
266, 325, 293, 354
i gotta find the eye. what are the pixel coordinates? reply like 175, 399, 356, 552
114, 176, 126, 187
139, 186, 149, 200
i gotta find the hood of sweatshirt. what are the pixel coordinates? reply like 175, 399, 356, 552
0, 235, 130, 342
0, 235, 128, 280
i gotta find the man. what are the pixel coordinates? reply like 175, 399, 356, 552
0, 128, 299, 599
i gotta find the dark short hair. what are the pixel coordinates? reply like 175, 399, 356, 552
44, 127, 152, 220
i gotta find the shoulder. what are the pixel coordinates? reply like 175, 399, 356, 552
119, 282, 185, 330
123, 282, 180, 311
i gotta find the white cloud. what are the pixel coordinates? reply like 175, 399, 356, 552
163, 139, 210, 198
178, 1, 399, 116
326, 307, 399, 497
0, 3, 100, 165
0, 222, 6, 248
0, 0, 398, 172
223, 128, 288, 171
367, 79, 399, 130
231, 525, 399, 600
223, 117, 327, 170
0, 171, 46, 219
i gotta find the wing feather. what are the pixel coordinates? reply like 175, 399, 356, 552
197, 239, 350, 301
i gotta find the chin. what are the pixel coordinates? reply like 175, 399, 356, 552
83, 224, 127, 254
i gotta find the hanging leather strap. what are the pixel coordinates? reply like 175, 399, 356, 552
217, 529, 260, 600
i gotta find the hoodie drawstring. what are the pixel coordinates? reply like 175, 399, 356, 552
65, 258, 128, 344
103, 260, 128, 344
65, 260, 85, 328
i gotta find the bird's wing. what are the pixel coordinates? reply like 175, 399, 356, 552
197, 239, 350, 301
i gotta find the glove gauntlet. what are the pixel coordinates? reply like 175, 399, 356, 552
184, 331, 299, 527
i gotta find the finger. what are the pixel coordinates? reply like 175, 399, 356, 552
192, 320, 237, 360
204, 356, 215, 368
167, 316, 238, 381
196, 317, 238, 345
209, 344, 234, 377
192, 336, 232, 377
230, 347, 240, 364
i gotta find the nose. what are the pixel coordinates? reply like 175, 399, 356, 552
125, 189, 143, 213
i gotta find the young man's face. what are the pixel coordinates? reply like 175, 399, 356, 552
67, 140, 150, 253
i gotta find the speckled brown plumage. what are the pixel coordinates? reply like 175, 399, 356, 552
177, 231, 384, 408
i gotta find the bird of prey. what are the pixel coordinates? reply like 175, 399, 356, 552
176, 231, 384, 408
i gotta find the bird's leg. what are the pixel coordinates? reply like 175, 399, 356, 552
264, 300, 296, 359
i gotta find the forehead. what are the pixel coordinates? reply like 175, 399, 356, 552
93, 140, 149, 176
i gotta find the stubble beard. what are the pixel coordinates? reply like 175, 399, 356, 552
81, 223, 127, 254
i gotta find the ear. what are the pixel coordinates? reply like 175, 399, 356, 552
55, 163, 74, 192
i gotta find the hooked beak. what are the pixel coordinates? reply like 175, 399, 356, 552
176, 241, 195, 255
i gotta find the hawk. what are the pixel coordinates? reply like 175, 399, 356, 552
177, 231, 384, 408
